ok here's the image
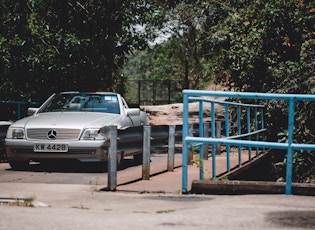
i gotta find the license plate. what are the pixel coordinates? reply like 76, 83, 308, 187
33, 143, 68, 152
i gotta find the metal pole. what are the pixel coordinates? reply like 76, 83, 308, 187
285, 98, 295, 195
142, 125, 151, 180
182, 94, 189, 193
254, 107, 259, 155
203, 122, 209, 159
225, 104, 230, 172
211, 101, 216, 178
261, 107, 265, 152
199, 101, 204, 180
188, 124, 194, 164
167, 125, 176, 172
138, 80, 141, 106
168, 80, 171, 104
237, 106, 242, 166
153, 80, 156, 105
246, 107, 252, 160
215, 121, 221, 155
108, 126, 117, 191
17, 103, 21, 120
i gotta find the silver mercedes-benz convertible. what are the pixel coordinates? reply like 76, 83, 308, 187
5, 92, 148, 170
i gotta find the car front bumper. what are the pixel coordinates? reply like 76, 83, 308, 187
5, 139, 109, 163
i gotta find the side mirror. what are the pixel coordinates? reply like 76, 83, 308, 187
27, 108, 39, 116
126, 108, 140, 116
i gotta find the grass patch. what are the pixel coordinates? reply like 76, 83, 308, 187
139, 190, 166, 194
0, 198, 34, 207
71, 205, 89, 210
156, 209, 175, 214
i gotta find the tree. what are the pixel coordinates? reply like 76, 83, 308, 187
0, 0, 163, 102
203, 1, 314, 181
124, 1, 220, 89
123, 0, 314, 181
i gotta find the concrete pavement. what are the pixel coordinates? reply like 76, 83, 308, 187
1, 153, 315, 229
0, 178, 314, 229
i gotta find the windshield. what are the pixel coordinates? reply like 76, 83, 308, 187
38, 93, 120, 114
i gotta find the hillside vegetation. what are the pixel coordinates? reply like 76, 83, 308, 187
1, 1, 314, 182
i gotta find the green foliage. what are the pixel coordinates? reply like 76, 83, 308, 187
124, 0, 314, 181
211, 1, 314, 182
0, 0, 163, 102
0, 0, 313, 180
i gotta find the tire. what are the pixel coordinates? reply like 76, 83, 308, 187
9, 160, 30, 171
91, 162, 108, 172
117, 151, 124, 168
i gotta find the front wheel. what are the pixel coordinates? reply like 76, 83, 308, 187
117, 151, 124, 169
9, 160, 30, 171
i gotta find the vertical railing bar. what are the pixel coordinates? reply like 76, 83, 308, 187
215, 121, 221, 155
261, 107, 265, 152
167, 125, 176, 172
225, 104, 230, 172
203, 122, 209, 160
246, 107, 252, 161
182, 94, 189, 194
211, 101, 216, 178
108, 126, 117, 191
138, 80, 141, 105
254, 107, 259, 156
152, 80, 156, 104
188, 124, 194, 163
199, 101, 204, 180
285, 98, 295, 195
237, 105, 242, 166
142, 125, 151, 180
17, 103, 21, 120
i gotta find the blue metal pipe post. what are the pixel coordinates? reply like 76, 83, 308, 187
211, 101, 216, 178
225, 104, 230, 172
199, 101, 204, 180
246, 107, 252, 160
285, 98, 295, 195
237, 106, 242, 166
182, 94, 189, 193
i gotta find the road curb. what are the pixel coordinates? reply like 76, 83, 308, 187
190, 180, 315, 196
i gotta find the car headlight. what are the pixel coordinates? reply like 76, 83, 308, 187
7, 127, 25, 139
81, 128, 106, 140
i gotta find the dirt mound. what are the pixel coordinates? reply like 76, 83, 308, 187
141, 84, 227, 125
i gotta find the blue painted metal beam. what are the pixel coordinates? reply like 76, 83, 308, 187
183, 90, 315, 101
182, 90, 315, 195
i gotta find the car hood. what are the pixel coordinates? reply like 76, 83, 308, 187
12, 112, 121, 130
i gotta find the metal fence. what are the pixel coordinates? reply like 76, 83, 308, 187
124, 80, 184, 106
182, 90, 315, 195
104, 125, 182, 190
0, 101, 39, 121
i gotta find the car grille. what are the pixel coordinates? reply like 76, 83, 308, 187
27, 128, 81, 140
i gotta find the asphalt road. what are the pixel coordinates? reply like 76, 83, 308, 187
0, 152, 182, 187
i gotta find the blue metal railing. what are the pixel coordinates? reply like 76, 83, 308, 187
189, 97, 265, 180
0, 101, 39, 120
182, 90, 315, 195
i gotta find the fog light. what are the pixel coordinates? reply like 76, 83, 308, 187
90, 150, 96, 155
